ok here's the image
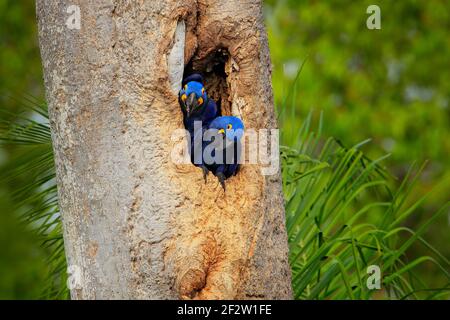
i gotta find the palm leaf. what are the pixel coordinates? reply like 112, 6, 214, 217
0, 95, 68, 299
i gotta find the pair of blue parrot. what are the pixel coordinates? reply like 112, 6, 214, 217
179, 74, 244, 190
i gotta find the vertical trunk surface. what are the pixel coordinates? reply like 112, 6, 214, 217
37, 0, 292, 299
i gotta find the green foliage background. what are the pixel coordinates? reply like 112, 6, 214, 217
266, 0, 449, 199
0, 1, 448, 299
0, 1, 51, 299
265, 0, 449, 291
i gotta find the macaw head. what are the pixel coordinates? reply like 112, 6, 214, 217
179, 74, 208, 117
210, 116, 245, 142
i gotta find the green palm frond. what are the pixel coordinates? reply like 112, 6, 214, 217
0, 95, 68, 299
278, 66, 449, 300
281, 116, 449, 299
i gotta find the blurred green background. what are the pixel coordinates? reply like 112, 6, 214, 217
0, 0, 448, 298
0, 0, 50, 299
265, 0, 449, 291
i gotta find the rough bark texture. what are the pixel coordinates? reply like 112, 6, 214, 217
37, 0, 292, 299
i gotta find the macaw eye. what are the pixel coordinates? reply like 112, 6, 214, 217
184, 85, 188, 90
181, 94, 187, 102
197, 97, 204, 105
201, 88, 205, 94
227, 124, 232, 130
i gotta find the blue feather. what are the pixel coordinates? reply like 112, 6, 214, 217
205, 116, 245, 189
179, 75, 244, 189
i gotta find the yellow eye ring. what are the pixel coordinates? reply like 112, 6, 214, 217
201, 88, 205, 94
227, 124, 232, 130
184, 85, 187, 90
181, 94, 187, 102
197, 97, 204, 105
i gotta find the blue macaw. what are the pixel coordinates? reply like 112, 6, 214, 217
179, 74, 219, 180
203, 116, 245, 190
179, 74, 218, 132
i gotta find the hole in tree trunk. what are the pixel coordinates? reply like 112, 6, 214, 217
184, 48, 232, 116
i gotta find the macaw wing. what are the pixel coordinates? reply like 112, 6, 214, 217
224, 141, 241, 177
203, 99, 219, 125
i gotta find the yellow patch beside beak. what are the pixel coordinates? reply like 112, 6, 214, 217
218, 128, 225, 135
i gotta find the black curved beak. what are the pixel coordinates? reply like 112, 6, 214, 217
185, 93, 198, 117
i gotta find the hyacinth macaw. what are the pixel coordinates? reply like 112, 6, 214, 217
179, 73, 219, 180
203, 116, 245, 190
178, 73, 218, 132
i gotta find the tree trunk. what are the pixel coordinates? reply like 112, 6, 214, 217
36, 0, 292, 300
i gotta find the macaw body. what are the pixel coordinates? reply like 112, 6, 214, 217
203, 116, 245, 190
183, 98, 218, 132
179, 74, 219, 179
179, 74, 219, 132
179, 75, 244, 189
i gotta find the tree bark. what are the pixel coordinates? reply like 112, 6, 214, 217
36, 0, 292, 299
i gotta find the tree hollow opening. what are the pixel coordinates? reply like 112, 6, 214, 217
184, 48, 232, 116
